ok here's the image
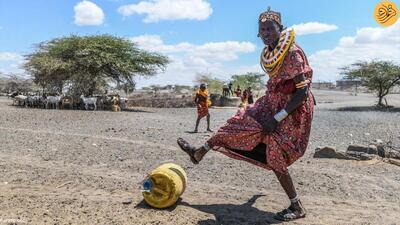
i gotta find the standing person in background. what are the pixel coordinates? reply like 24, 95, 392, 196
228, 82, 234, 96
247, 87, 254, 104
194, 84, 212, 133
241, 88, 248, 105
222, 83, 230, 97
234, 86, 242, 97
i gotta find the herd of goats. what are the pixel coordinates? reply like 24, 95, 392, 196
9, 92, 127, 111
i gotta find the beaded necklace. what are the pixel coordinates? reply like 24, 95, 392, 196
260, 29, 296, 78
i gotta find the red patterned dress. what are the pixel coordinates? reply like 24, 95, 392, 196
207, 43, 314, 174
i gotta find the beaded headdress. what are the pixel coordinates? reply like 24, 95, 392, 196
259, 6, 282, 25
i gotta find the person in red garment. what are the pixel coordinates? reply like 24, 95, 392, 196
177, 7, 315, 221
234, 85, 242, 97
193, 83, 212, 133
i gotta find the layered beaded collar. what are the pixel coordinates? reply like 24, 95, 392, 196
260, 29, 296, 78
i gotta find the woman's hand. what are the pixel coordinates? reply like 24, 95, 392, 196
262, 116, 279, 135
247, 111, 278, 135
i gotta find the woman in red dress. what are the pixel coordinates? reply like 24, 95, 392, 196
193, 83, 212, 133
178, 7, 314, 221
234, 86, 242, 97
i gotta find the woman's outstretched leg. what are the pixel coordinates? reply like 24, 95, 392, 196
177, 138, 211, 164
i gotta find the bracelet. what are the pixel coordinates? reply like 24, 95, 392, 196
273, 109, 288, 122
295, 80, 310, 89
290, 194, 300, 203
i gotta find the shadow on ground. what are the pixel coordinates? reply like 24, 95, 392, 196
330, 106, 400, 113
123, 108, 154, 113
135, 195, 281, 224
181, 194, 281, 225
184, 131, 213, 134
134, 198, 182, 211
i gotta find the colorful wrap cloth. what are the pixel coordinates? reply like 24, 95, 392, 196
196, 89, 211, 119
207, 43, 314, 174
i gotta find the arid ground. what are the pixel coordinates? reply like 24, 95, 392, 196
1, 90, 399, 225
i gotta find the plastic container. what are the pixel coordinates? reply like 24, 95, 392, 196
141, 163, 187, 209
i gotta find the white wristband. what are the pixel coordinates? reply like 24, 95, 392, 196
274, 109, 288, 122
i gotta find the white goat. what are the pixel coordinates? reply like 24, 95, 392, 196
45, 96, 62, 109
80, 95, 97, 110
13, 95, 27, 106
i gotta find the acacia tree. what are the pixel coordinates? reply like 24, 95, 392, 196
0, 74, 36, 93
24, 35, 169, 95
194, 72, 225, 94
341, 61, 400, 107
231, 72, 265, 90
194, 72, 266, 94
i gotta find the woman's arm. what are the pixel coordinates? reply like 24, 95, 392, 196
194, 94, 199, 104
284, 74, 309, 114
263, 74, 309, 134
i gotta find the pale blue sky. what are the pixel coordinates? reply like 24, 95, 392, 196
1, 0, 399, 87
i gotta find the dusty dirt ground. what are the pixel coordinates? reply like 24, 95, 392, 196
0, 90, 400, 225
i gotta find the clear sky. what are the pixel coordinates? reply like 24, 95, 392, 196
1, 0, 399, 87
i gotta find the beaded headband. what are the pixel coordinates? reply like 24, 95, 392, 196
259, 6, 282, 25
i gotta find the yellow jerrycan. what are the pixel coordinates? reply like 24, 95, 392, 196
141, 163, 187, 209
